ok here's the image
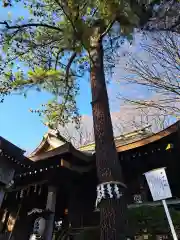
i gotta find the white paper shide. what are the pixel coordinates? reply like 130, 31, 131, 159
144, 168, 172, 201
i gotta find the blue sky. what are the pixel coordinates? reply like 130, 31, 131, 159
0, 3, 92, 152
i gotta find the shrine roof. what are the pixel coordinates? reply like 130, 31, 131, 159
78, 125, 153, 152
29, 142, 93, 162
116, 121, 178, 152
0, 121, 178, 170
28, 122, 180, 163
0, 136, 25, 156
11, 121, 180, 187
28, 129, 67, 158
0, 136, 33, 169
28, 127, 151, 162
78, 122, 179, 153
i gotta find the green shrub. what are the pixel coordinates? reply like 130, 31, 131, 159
74, 227, 100, 240
128, 205, 180, 235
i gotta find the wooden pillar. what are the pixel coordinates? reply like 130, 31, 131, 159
44, 186, 56, 240
0, 166, 15, 209
0, 190, 5, 209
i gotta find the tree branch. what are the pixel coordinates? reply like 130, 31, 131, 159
65, 52, 77, 83
54, 0, 89, 54
144, 14, 180, 33
100, 20, 115, 40
0, 21, 63, 32
55, 50, 64, 70
144, 24, 180, 33
59, 52, 77, 119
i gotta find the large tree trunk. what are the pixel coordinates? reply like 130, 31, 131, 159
89, 31, 129, 239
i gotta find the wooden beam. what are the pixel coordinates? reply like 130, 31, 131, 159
60, 159, 94, 173
6, 180, 48, 192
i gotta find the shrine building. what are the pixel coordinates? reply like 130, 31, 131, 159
0, 122, 179, 239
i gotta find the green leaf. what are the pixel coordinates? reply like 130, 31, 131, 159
18, 16, 24, 21
3, 43, 9, 53
86, 7, 91, 15
126, 33, 133, 41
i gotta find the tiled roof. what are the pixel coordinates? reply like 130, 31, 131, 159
78, 125, 153, 152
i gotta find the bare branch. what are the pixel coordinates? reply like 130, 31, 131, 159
0, 21, 63, 32
116, 31, 180, 124
144, 18, 180, 33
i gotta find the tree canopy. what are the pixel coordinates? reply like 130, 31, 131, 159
0, 0, 179, 128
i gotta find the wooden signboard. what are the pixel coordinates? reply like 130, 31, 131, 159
144, 168, 172, 201
144, 168, 177, 240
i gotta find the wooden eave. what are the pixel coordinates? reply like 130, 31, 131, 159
19, 156, 34, 167
28, 135, 50, 158
0, 136, 33, 169
29, 131, 67, 158
30, 142, 93, 163
116, 121, 178, 152
0, 136, 25, 156
13, 157, 94, 188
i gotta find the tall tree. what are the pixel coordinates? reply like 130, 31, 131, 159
0, 0, 179, 239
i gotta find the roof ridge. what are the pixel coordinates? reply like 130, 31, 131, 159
115, 124, 152, 139
78, 125, 152, 150
28, 129, 68, 158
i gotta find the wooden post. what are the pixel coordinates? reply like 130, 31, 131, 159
0, 190, 5, 209
44, 186, 56, 240
0, 163, 15, 209
8, 203, 22, 240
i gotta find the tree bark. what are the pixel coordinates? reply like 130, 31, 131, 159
89, 31, 129, 239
